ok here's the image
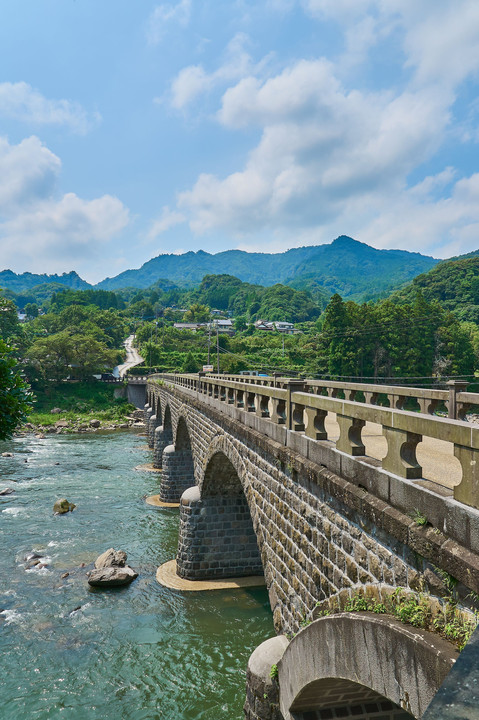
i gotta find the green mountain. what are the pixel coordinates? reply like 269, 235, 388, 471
0, 270, 90, 294
96, 236, 439, 298
391, 256, 479, 324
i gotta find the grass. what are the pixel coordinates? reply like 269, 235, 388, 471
316, 587, 477, 650
26, 381, 136, 427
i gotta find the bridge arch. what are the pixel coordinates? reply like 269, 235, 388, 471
277, 614, 456, 720
176, 435, 264, 580
153, 403, 173, 469
199, 433, 248, 496
157, 414, 197, 503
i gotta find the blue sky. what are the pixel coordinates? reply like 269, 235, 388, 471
0, 0, 479, 283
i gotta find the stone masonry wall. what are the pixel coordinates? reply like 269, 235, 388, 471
146, 382, 479, 636
176, 486, 263, 579
159, 444, 196, 503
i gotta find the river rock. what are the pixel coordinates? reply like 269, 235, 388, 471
94, 548, 127, 569
2, 452, 13, 457
89, 419, 101, 428
0, 488, 14, 495
87, 565, 138, 588
51, 408, 62, 414
24, 551, 43, 561
55, 420, 69, 429
53, 498, 76, 514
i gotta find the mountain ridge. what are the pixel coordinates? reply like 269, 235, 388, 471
0, 236, 442, 299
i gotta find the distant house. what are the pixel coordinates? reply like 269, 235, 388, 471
209, 319, 235, 335
173, 322, 207, 332
274, 321, 294, 333
254, 320, 295, 333
254, 320, 274, 331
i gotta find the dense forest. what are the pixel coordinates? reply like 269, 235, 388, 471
2, 252, 479, 417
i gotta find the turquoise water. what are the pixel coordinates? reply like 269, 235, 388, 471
0, 431, 273, 719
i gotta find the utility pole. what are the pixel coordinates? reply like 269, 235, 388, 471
208, 323, 211, 365
216, 322, 220, 374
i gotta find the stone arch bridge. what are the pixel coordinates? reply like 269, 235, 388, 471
142, 373, 479, 720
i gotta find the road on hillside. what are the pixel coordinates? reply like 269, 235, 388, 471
113, 335, 144, 378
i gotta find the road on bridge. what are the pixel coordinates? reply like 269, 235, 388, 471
113, 335, 144, 378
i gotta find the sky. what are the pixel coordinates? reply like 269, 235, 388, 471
0, 0, 479, 284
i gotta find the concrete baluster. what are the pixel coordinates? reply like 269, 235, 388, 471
391, 394, 405, 410
382, 427, 422, 479
247, 391, 256, 412
345, 389, 356, 401
453, 445, 479, 509
270, 397, 286, 425
364, 392, 379, 406
255, 394, 270, 418
457, 402, 472, 422
336, 414, 365, 456
286, 380, 306, 431
418, 398, 439, 415
304, 407, 328, 440
235, 389, 245, 409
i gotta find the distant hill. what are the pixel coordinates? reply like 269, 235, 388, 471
0, 270, 90, 294
96, 236, 439, 299
391, 256, 479, 324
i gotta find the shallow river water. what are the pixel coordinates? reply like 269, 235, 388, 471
0, 430, 273, 719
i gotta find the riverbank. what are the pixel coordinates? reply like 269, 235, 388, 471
19, 380, 142, 437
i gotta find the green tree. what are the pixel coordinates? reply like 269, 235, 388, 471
0, 293, 20, 340
183, 303, 211, 322
24, 302, 39, 320
182, 351, 199, 373
0, 340, 32, 439
26, 331, 117, 381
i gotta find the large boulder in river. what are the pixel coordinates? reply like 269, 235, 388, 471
87, 565, 138, 588
89, 419, 101, 428
53, 498, 76, 514
94, 548, 127, 569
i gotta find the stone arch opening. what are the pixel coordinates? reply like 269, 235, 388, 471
291, 678, 413, 719
153, 404, 173, 469
278, 615, 456, 720
202, 450, 244, 497
158, 416, 196, 503
176, 449, 263, 580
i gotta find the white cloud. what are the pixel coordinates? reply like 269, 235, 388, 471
147, 0, 191, 45
172, 2, 479, 259
147, 206, 185, 240
0, 135, 60, 213
0, 136, 129, 280
358, 173, 479, 257
303, 0, 479, 89
0, 82, 99, 134
169, 32, 265, 110
179, 60, 451, 234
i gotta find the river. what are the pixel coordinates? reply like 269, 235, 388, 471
0, 430, 273, 719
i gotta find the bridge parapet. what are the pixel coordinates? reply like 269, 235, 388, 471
151, 373, 479, 510
192, 374, 474, 421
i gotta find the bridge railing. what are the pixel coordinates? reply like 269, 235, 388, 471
151, 373, 479, 510
192, 373, 475, 421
